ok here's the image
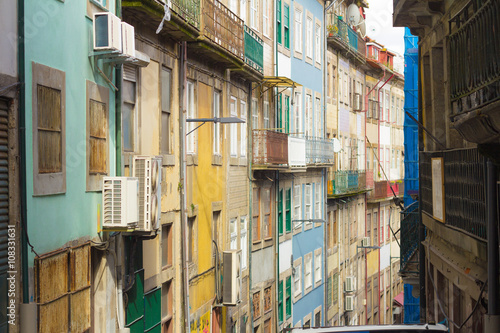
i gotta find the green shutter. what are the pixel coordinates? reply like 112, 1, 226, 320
327, 275, 332, 308
285, 188, 291, 232
286, 276, 292, 318
277, 94, 282, 132
284, 4, 290, 48
278, 280, 284, 322
277, 0, 282, 44
284, 95, 290, 133
278, 189, 283, 235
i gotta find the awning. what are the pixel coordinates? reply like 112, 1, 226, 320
393, 291, 404, 306
256, 76, 303, 96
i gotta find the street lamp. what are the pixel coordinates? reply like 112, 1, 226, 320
186, 117, 245, 135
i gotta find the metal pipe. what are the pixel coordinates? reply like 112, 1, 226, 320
486, 159, 499, 314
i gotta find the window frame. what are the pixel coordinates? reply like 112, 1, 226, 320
230, 96, 238, 157
32, 62, 66, 196
314, 22, 321, 64
314, 248, 322, 287
294, 6, 303, 55
304, 252, 312, 292
122, 64, 137, 154
240, 216, 248, 270
251, 0, 258, 31
284, 3, 290, 49
306, 15, 313, 59
213, 90, 222, 156
186, 81, 197, 154
240, 100, 247, 157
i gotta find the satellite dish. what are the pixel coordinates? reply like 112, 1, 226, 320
358, 17, 366, 38
346, 4, 361, 26
333, 138, 342, 153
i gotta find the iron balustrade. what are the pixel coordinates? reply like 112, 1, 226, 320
400, 201, 420, 272
449, 0, 500, 116
202, 0, 244, 60
244, 25, 264, 74
252, 130, 288, 166
326, 15, 366, 60
170, 0, 200, 29
305, 136, 334, 164
421, 148, 487, 240
329, 170, 369, 195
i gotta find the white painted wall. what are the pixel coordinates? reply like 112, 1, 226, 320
380, 243, 390, 270
277, 52, 291, 78
0, 0, 17, 78
251, 246, 275, 285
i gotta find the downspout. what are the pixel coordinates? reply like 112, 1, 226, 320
417, 43, 426, 323
19, 0, 29, 304
323, 169, 327, 326
377, 203, 381, 324
275, 170, 280, 330
248, 81, 254, 330
180, 41, 191, 333
115, 67, 122, 176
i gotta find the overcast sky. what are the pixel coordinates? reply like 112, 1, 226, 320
364, 0, 405, 56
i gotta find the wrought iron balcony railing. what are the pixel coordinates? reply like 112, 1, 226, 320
202, 0, 244, 60
449, 0, 500, 116
400, 201, 420, 273
252, 130, 288, 166
306, 136, 334, 165
326, 15, 366, 60
171, 0, 200, 29
244, 25, 264, 74
328, 170, 370, 196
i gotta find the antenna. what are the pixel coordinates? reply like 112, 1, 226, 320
333, 138, 342, 153
346, 4, 361, 26
358, 17, 366, 38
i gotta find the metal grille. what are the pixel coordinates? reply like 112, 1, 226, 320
170, 0, 200, 29
400, 201, 420, 272
252, 130, 288, 165
305, 136, 334, 164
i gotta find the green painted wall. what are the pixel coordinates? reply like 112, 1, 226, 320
24, 0, 117, 265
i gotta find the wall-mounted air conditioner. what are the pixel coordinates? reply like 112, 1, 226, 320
223, 250, 241, 306
93, 12, 122, 52
345, 295, 354, 311
344, 276, 356, 293
353, 93, 362, 111
121, 22, 135, 58
102, 177, 139, 229
361, 237, 371, 247
133, 156, 162, 232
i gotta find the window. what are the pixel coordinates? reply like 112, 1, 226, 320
241, 101, 247, 157
188, 217, 195, 262
304, 254, 312, 290
293, 184, 301, 228
230, 96, 238, 157
186, 81, 196, 154
276, 0, 282, 43
32, 62, 66, 195
241, 216, 248, 269
240, 0, 246, 22
213, 90, 221, 155
263, 0, 269, 36
305, 94, 312, 137
332, 274, 339, 304
253, 291, 261, 319
252, 188, 261, 241
338, 69, 343, 103
162, 224, 173, 268
161, 281, 173, 331
230, 218, 237, 249
161, 67, 172, 155
278, 189, 284, 235
286, 276, 292, 317
385, 92, 389, 121
315, 97, 321, 138
264, 286, 272, 312
251, 0, 258, 30
284, 4, 290, 48
391, 95, 395, 123
306, 16, 313, 59
230, 0, 237, 13
315, 183, 321, 221
305, 184, 312, 228
252, 98, 259, 129
314, 250, 322, 285
344, 72, 348, 105
263, 187, 272, 238
294, 8, 302, 53
264, 319, 271, 333
293, 92, 301, 133
294, 260, 302, 297
314, 310, 321, 327
87, 80, 109, 191
278, 280, 283, 322
380, 210, 384, 243
285, 188, 292, 232
386, 209, 391, 240
315, 23, 321, 63
123, 65, 137, 153
391, 149, 395, 168
263, 101, 269, 129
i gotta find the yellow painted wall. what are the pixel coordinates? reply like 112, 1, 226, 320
140, 61, 160, 155
367, 250, 380, 277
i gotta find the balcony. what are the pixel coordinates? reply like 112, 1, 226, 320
252, 130, 288, 168
244, 25, 264, 74
400, 201, 420, 276
327, 170, 371, 197
326, 15, 366, 63
306, 137, 334, 165
288, 136, 306, 168
367, 180, 403, 201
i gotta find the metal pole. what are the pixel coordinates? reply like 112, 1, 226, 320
486, 159, 498, 314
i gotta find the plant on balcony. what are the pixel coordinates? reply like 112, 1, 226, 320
327, 24, 338, 37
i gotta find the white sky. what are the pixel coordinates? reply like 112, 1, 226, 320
364, 0, 405, 56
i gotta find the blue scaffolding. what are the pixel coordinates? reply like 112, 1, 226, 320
403, 28, 420, 324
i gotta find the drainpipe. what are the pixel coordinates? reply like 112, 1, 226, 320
180, 41, 191, 333
18, 0, 29, 305
485, 159, 500, 332
115, 67, 122, 176
248, 81, 253, 332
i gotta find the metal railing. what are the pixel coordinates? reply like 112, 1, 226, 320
326, 15, 366, 60
288, 136, 306, 167
202, 0, 244, 60
244, 25, 264, 74
449, 0, 500, 116
421, 148, 487, 240
171, 0, 200, 28
306, 136, 334, 164
329, 170, 369, 195
400, 201, 420, 272
252, 130, 288, 166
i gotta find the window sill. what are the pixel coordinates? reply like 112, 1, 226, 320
186, 154, 198, 166
212, 154, 222, 166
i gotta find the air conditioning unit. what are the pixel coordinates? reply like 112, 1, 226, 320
361, 237, 371, 247
102, 177, 139, 229
345, 295, 354, 311
344, 276, 356, 293
121, 22, 135, 58
133, 156, 162, 232
353, 93, 362, 111
223, 250, 241, 306
93, 12, 122, 52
